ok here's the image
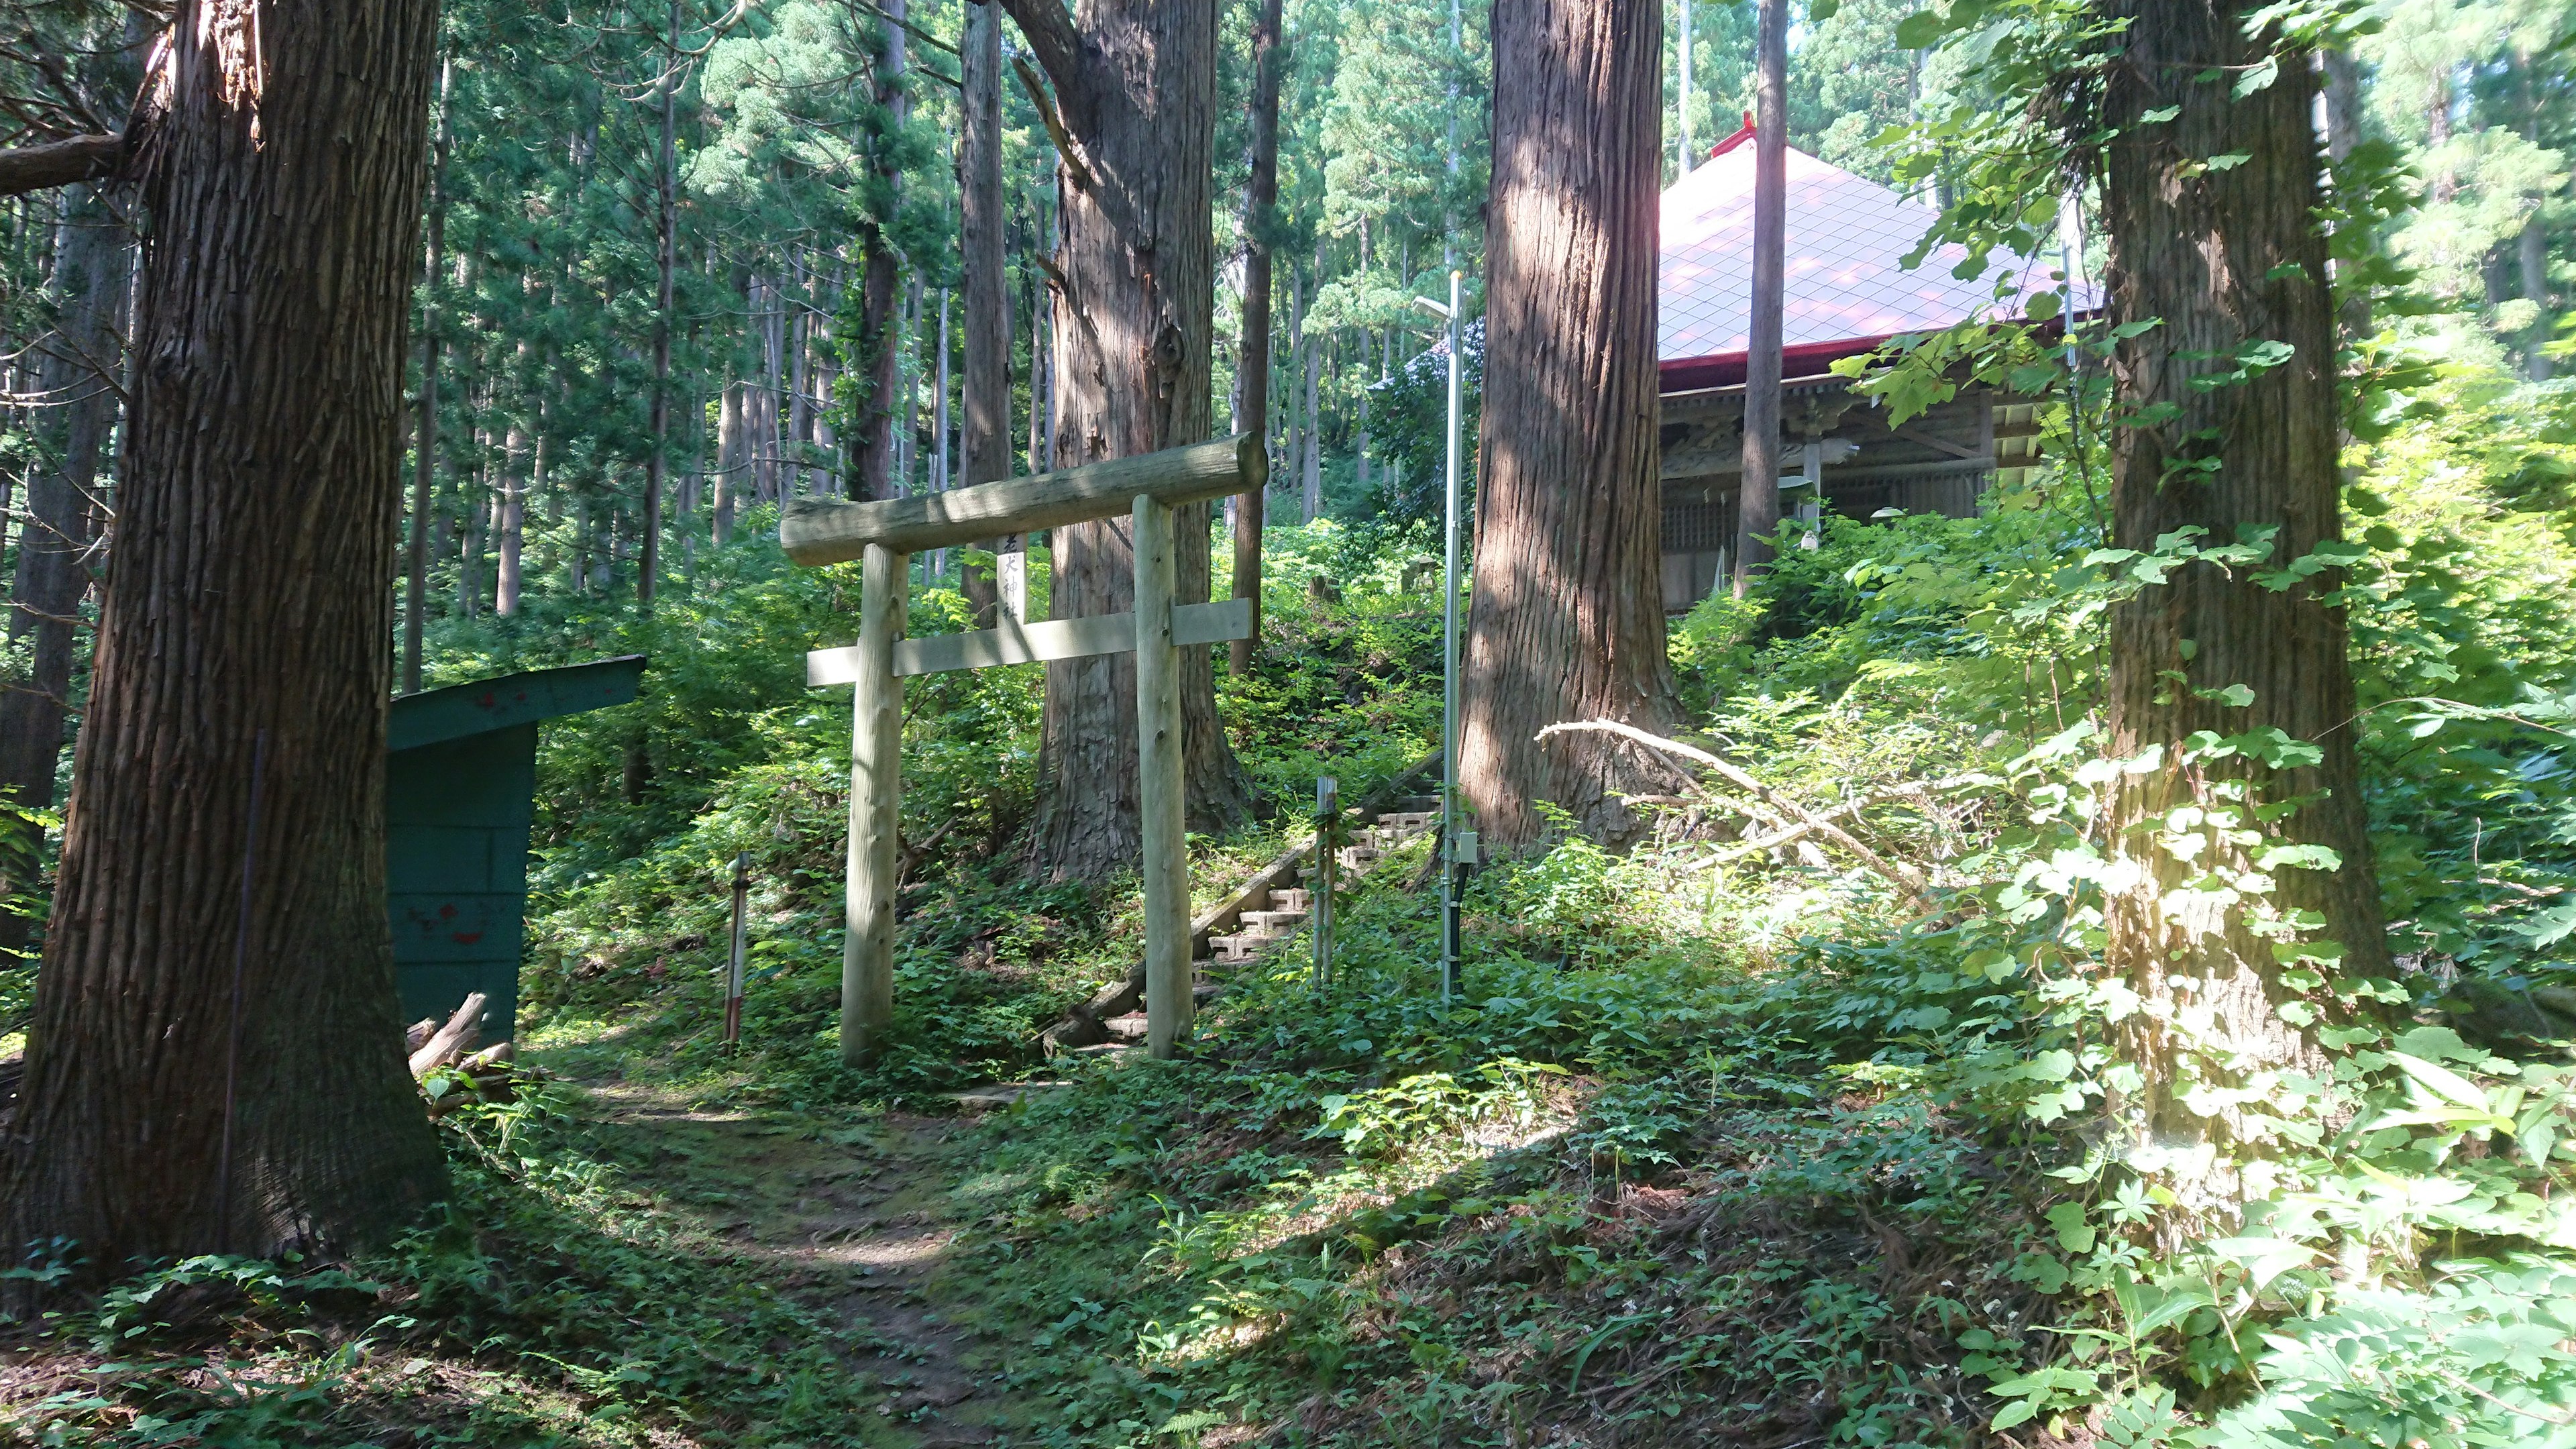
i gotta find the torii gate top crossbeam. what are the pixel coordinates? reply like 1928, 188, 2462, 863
781, 433, 1265, 566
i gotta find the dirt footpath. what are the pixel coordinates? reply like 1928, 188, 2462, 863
578, 1082, 1038, 1448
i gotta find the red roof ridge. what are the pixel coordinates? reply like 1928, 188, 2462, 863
1709, 112, 1756, 159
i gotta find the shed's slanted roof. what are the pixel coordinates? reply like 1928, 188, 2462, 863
1660, 123, 2071, 390
390, 655, 647, 753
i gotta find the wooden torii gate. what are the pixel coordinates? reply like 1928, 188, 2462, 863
782, 434, 1266, 1067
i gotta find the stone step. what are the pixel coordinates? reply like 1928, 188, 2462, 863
1271, 888, 1310, 912
1104, 1012, 1150, 1041
1240, 909, 1306, 932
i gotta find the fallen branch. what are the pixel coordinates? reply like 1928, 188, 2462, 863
1691, 773, 1992, 871
407, 991, 487, 1079
1536, 719, 1928, 898
0, 132, 121, 198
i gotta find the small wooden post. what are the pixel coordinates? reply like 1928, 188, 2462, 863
843, 541, 906, 1067
1134, 492, 1191, 1059
1312, 774, 1337, 988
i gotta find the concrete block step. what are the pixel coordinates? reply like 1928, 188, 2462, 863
1271, 888, 1310, 912
1240, 910, 1306, 931
1104, 1012, 1150, 1041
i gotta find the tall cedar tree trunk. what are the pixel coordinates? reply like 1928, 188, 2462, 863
2099, 0, 2392, 1214
5, 0, 447, 1269
1460, 0, 1678, 849
1231, 0, 1283, 676
497, 417, 526, 616
639, 0, 679, 607
403, 59, 451, 694
1731, 0, 1785, 594
959, 0, 1011, 621
0, 187, 131, 958
852, 5, 906, 502
1004, 0, 1252, 877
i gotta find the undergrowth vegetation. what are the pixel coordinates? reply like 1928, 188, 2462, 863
17, 363, 2576, 1448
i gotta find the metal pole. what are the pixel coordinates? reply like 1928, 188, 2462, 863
1440, 270, 1465, 1002
724, 851, 750, 1049
1312, 774, 1337, 989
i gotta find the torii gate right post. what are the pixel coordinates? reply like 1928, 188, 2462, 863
782, 435, 1267, 1067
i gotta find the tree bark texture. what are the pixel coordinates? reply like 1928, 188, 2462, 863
2099, 0, 2391, 1210
0, 186, 131, 959
1731, 0, 1785, 594
960, 1, 1011, 621
1460, 0, 1678, 850
1230, 0, 1283, 676
5, 0, 447, 1271
1004, 0, 1252, 879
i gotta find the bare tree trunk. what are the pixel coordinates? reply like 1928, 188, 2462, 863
1460, 0, 1677, 849
496, 417, 526, 617
1006, 0, 1252, 879
900, 268, 922, 495
403, 58, 451, 694
2318, 46, 2370, 347
755, 273, 781, 502
640, 0, 679, 610
1731, 0, 1785, 595
1301, 240, 1322, 520
459, 415, 486, 621
959, 4, 1010, 621
2522, 215, 2553, 380
1025, 248, 1044, 477
2099, 0, 2390, 1224
714, 376, 741, 544
0, 186, 131, 959
5, 0, 447, 1271
1232, 0, 1283, 674
851, 9, 908, 503
934, 285, 951, 492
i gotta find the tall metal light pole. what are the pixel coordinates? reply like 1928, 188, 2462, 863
1415, 270, 1468, 1000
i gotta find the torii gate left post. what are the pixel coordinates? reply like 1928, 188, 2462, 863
782, 434, 1269, 1066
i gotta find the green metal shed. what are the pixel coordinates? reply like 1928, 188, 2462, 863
386, 655, 646, 1040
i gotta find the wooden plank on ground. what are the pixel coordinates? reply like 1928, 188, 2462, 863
807, 598, 1254, 683
782, 434, 1266, 565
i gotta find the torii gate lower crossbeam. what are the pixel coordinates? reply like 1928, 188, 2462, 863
782, 435, 1267, 1066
